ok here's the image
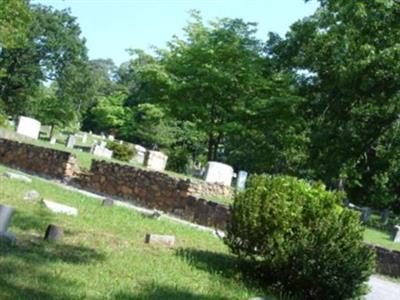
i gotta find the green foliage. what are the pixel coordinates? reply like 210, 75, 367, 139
268, 0, 400, 211
106, 141, 135, 162
166, 146, 192, 173
0, 0, 31, 49
225, 175, 375, 300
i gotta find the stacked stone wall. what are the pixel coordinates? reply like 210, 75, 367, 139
0, 138, 77, 179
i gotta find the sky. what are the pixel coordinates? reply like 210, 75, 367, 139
31, 0, 320, 66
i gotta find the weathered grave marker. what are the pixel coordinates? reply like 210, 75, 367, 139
42, 199, 78, 216
44, 224, 64, 242
144, 150, 168, 171
145, 234, 175, 247
360, 207, 371, 224
236, 170, 248, 190
24, 190, 41, 201
102, 198, 114, 207
16, 116, 41, 139
393, 225, 400, 243
204, 161, 234, 186
0, 204, 15, 233
65, 135, 76, 149
3, 172, 32, 183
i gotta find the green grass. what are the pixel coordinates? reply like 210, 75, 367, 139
364, 227, 400, 251
0, 164, 266, 300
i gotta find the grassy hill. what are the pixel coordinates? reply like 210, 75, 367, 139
0, 164, 265, 300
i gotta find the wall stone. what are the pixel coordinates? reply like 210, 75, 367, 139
76, 160, 231, 229
0, 138, 78, 179
368, 244, 400, 277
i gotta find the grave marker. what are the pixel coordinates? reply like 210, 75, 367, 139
16, 116, 41, 139
204, 161, 234, 186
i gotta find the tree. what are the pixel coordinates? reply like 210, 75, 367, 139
0, 4, 92, 120
267, 0, 400, 210
163, 13, 270, 161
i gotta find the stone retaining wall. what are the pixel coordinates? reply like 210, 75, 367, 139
76, 160, 230, 229
368, 244, 400, 277
0, 138, 77, 179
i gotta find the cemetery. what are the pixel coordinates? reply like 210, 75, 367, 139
1, 0, 400, 299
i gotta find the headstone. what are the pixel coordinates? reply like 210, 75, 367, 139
16, 116, 41, 139
101, 132, 106, 140
131, 145, 147, 165
42, 199, 78, 216
99, 141, 107, 148
119, 140, 123, 145
360, 207, 371, 224
44, 224, 64, 242
50, 137, 57, 144
92, 145, 113, 159
392, 225, 400, 243
108, 135, 115, 141
144, 150, 168, 172
82, 133, 88, 143
65, 135, 76, 149
23, 190, 41, 201
0, 204, 15, 233
236, 170, 248, 190
381, 209, 390, 225
145, 234, 175, 247
102, 198, 114, 207
203, 161, 234, 186
3, 172, 32, 183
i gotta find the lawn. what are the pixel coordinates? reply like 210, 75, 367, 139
364, 227, 400, 251
0, 164, 264, 300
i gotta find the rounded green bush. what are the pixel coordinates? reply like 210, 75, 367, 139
225, 175, 375, 300
106, 141, 135, 162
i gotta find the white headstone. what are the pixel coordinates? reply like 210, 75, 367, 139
236, 170, 248, 190
131, 145, 147, 165
100, 141, 107, 148
65, 135, 76, 148
144, 150, 168, 172
393, 225, 400, 243
42, 199, 78, 216
204, 161, 234, 186
108, 135, 114, 141
16, 116, 41, 139
81, 133, 88, 143
92, 145, 113, 159
49, 137, 57, 144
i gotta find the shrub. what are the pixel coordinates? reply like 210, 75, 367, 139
225, 175, 375, 300
106, 141, 135, 162
166, 146, 191, 173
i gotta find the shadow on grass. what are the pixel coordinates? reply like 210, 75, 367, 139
113, 284, 229, 300
12, 207, 54, 232
0, 234, 105, 299
175, 248, 264, 291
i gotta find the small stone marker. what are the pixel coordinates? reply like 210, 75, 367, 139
236, 170, 248, 190
3, 172, 32, 183
102, 198, 114, 207
0, 204, 15, 233
131, 145, 147, 165
23, 190, 41, 201
65, 135, 76, 149
108, 135, 115, 141
44, 224, 64, 242
145, 234, 175, 247
42, 199, 78, 216
381, 209, 390, 225
393, 225, 400, 243
81, 132, 88, 143
360, 207, 372, 224
50, 136, 57, 144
